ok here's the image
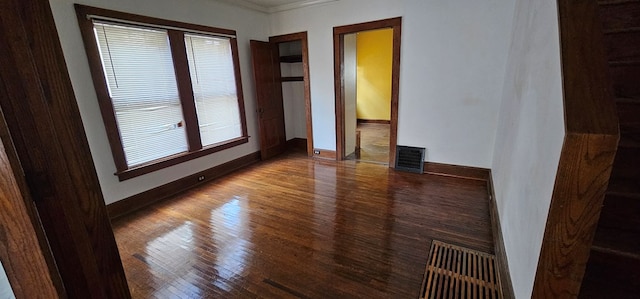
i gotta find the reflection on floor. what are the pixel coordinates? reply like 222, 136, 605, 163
112, 152, 494, 298
346, 123, 390, 164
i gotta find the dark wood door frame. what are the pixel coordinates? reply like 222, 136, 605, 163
0, 0, 130, 297
333, 17, 402, 166
270, 32, 314, 157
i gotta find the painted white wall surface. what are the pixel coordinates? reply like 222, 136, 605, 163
491, 0, 565, 297
269, 0, 516, 167
48, 0, 270, 204
344, 33, 358, 156
0, 261, 15, 299
282, 81, 307, 139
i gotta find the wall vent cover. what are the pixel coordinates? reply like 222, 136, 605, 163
395, 145, 425, 173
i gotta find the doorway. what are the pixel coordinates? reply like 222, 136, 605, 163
334, 18, 402, 166
343, 29, 393, 165
250, 32, 314, 160
270, 33, 314, 157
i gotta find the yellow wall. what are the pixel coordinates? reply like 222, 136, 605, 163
356, 29, 393, 121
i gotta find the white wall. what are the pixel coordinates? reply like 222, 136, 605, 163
49, 0, 269, 204
269, 0, 515, 168
0, 260, 15, 299
491, 0, 565, 297
344, 33, 357, 156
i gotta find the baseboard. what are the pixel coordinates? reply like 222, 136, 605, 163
423, 162, 490, 181
286, 138, 307, 151
313, 149, 336, 160
357, 119, 391, 125
106, 151, 261, 220
488, 173, 515, 299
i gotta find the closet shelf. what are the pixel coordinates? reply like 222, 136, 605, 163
281, 76, 304, 82
279, 55, 303, 63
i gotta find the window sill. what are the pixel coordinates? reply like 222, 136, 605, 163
115, 136, 249, 181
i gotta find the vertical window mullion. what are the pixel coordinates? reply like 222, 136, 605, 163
168, 30, 202, 152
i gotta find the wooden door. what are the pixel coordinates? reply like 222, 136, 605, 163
250, 40, 287, 160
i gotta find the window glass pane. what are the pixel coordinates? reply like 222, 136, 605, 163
93, 22, 188, 166
184, 34, 242, 147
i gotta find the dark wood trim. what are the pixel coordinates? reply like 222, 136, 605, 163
423, 162, 490, 181
0, 110, 62, 298
75, 5, 128, 172
333, 17, 401, 166
487, 174, 515, 299
269, 32, 314, 157
116, 136, 249, 181
231, 37, 249, 138
108, 151, 261, 219
313, 149, 337, 160
357, 119, 391, 125
286, 138, 307, 151
1, 0, 130, 297
169, 30, 202, 152
74, 4, 236, 36
532, 1, 620, 297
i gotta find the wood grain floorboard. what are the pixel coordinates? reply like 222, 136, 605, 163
112, 151, 493, 298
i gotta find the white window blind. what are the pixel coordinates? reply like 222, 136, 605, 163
93, 21, 188, 167
184, 34, 242, 147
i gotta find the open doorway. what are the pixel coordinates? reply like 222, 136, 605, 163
334, 18, 402, 166
251, 32, 313, 159
269, 33, 314, 157
342, 29, 393, 165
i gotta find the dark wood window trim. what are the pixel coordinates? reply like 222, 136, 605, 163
75, 5, 249, 181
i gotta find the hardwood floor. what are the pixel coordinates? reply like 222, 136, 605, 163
112, 152, 493, 298
347, 123, 390, 164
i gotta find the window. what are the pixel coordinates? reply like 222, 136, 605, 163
75, 5, 248, 180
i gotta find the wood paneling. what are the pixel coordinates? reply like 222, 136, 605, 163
107, 151, 261, 219
0, 0, 130, 297
532, 1, 619, 297
334, 17, 401, 166
112, 151, 494, 298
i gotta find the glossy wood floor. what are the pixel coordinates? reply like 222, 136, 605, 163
112, 151, 493, 298
346, 123, 390, 164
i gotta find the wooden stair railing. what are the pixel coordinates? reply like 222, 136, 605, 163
531, 1, 619, 298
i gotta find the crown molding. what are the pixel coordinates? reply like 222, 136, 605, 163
215, 0, 338, 14
216, 0, 270, 13
269, 0, 338, 13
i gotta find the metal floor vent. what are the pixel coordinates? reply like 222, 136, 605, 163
420, 241, 503, 299
395, 146, 425, 173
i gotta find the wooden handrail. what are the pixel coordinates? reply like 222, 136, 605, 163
532, 1, 619, 298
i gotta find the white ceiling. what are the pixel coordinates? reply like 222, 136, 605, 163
216, 0, 338, 13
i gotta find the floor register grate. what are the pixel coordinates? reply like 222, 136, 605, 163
420, 241, 503, 299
